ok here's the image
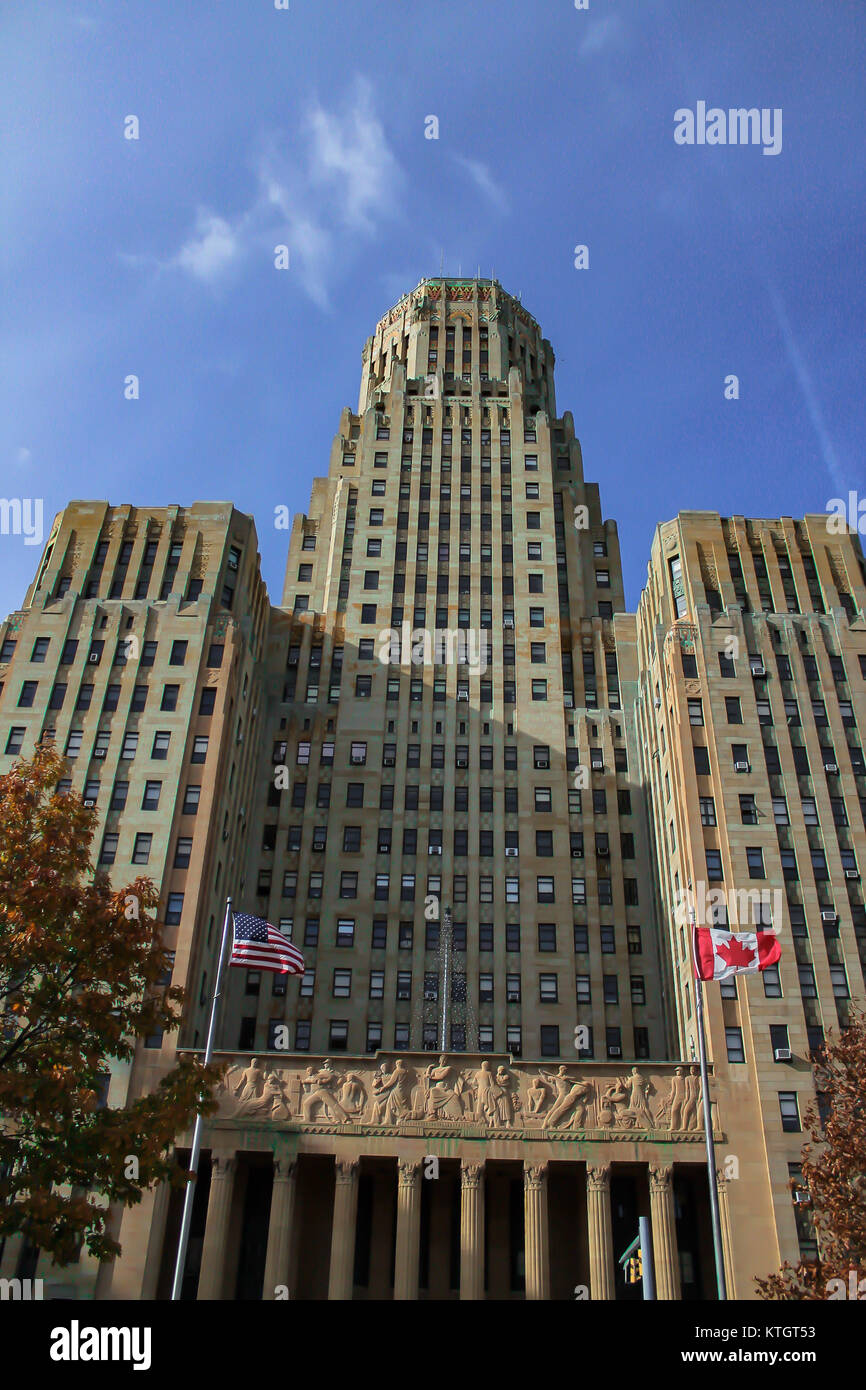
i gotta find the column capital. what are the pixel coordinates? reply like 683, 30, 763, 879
273, 1156, 298, 1183
209, 1149, 236, 1179
649, 1163, 674, 1193
334, 1157, 360, 1185
398, 1159, 422, 1187
461, 1160, 484, 1189
523, 1161, 548, 1191
586, 1163, 611, 1192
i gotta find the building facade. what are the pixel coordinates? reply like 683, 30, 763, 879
0, 279, 864, 1300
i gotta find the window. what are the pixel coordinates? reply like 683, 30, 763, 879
182, 785, 201, 815
142, 780, 161, 811
169, 640, 187, 666
699, 796, 716, 826
132, 833, 152, 864
688, 699, 704, 726
165, 892, 184, 925
540, 1025, 559, 1057
725, 696, 742, 723
746, 847, 765, 879
537, 922, 557, 952
779, 1092, 801, 1133
17, 681, 37, 707
725, 1027, 745, 1063
99, 833, 119, 865
536, 876, 555, 903
333, 968, 352, 999
693, 746, 711, 775
706, 849, 724, 880
161, 685, 179, 712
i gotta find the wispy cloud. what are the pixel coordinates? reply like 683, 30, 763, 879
579, 15, 627, 58
767, 283, 848, 494
452, 155, 508, 213
127, 77, 403, 309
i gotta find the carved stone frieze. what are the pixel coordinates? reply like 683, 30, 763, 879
208, 1054, 713, 1143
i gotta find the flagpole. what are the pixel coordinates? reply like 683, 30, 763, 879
171, 894, 233, 1301
692, 919, 728, 1301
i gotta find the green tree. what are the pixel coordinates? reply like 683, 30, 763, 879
0, 742, 221, 1265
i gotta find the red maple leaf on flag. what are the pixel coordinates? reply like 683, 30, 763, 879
717, 936, 756, 969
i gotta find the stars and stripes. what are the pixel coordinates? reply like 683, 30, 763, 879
229, 912, 304, 975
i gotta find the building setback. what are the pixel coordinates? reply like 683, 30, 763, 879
0, 279, 864, 1301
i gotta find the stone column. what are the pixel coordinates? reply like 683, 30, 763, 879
649, 1164, 681, 1300
197, 1149, 236, 1300
460, 1160, 485, 1300
716, 1170, 736, 1298
523, 1162, 550, 1300
394, 1159, 422, 1300
327, 1157, 360, 1300
262, 1157, 298, 1300
140, 1180, 172, 1300
586, 1164, 615, 1300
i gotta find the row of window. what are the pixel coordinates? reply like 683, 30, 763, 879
236, 1018, 648, 1061
266, 824, 636, 859
270, 916, 643, 955
268, 869, 639, 906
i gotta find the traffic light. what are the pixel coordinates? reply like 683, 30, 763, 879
626, 1249, 643, 1283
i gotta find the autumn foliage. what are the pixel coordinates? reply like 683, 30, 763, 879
756, 1008, 866, 1299
0, 742, 221, 1265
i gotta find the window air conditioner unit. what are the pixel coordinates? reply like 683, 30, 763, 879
536, 758, 549, 769
654, 697, 661, 709
458, 691, 469, 701
571, 847, 582, 858
93, 748, 107, 759
89, 653, 99, 663
608, 1046, 622, 1057
83, 799, 96, 808
503, 616, 514, 629
845, 869, 860, 880
597, 846, 610, 857
507, 992, 520, 1003
424, 990, 437, 1001
428, 845, 442, 855
750, 664, 766, 678
505, 847, 519, 857
824, 762, 839, 773
227, 556, 238, 571
383, 756, 395, 767
350, 755, 365, 765
564, 694, 574, 709
774, 1047, 793, 1062
821, 910, 837, 923
397, 989, 410, 1000
734, 761, 750, 772
456, 757, 468, 768
792, 1191, 809, 1205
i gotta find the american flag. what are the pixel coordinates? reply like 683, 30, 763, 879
229, 912, 304, 975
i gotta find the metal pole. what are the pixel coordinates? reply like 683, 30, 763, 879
170, 895, 233, 1301
638, 1215, 655, 1301
439, 906, 451, 1052
695, 973, 728, 1300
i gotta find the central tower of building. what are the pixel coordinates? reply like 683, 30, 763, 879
221, 278, 666, 1068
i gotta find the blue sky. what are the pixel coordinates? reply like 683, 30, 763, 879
2, 0, 864, 619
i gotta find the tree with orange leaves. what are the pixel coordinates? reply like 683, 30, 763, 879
756, 1009, 866, 1299
0, 742, 221, 1265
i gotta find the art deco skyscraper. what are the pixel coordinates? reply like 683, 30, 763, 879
222, 277, 666, 1068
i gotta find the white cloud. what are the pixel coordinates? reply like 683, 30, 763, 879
452, 155, 508, 213
579, 16, 626, 58
15, 446, 32, 466
151, 77, 402, 308
175, 211, 243, 283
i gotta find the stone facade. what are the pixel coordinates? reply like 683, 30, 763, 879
1, 279, 864, 1299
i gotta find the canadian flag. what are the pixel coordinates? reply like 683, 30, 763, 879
693, 926, 781, 981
